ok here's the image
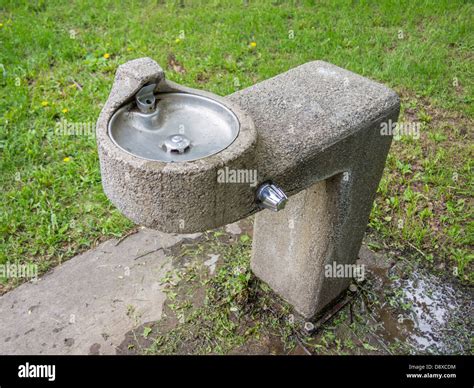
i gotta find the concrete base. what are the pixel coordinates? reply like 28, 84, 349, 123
251, 181, 336, 318
231, 62, 399, 319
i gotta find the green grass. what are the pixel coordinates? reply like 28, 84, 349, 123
143, 231, 295, 355
370, 95, 473, 280
0, 0, 472, 287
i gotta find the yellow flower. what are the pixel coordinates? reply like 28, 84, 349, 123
63, 157, 71, 163
250, 41, 257, 48
41, 101, 49, 107
126, 47, 133, 52
103, 53, 110, 59
0, 23, 3, 28
175, 38, 181, 43
62, 108, 68, 113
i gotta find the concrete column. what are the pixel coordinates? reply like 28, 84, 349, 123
251, 159, 386, 318
249, 125, 394, 318
251, 180, 336, 318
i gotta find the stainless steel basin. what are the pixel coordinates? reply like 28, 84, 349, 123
97, 57, 257, 233
108, 92, 240, 162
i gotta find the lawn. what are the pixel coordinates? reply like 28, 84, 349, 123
0, 0, 472, 291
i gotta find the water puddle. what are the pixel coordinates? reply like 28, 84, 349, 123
368, 259, 472, 354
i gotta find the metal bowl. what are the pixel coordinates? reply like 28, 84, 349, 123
108, 92, 240, 162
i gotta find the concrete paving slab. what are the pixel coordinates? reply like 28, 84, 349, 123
0, 228, 200, 355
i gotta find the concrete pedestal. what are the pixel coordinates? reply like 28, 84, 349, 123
228, 62, 399, 318
251, 180, 335, 318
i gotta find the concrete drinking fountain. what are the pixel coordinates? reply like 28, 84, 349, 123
97, 57, 400, 319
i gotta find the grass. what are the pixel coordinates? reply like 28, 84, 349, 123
141, 231, 296, 355
370, 94, 473, 281
0, 0, 473, 289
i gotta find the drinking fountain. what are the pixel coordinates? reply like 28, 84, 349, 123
97, 57, 400, 318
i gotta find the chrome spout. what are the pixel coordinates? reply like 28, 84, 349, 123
256, 182, 288, 211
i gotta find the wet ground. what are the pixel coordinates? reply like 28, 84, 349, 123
366, 255, 472, 354
117, 220, 473, 355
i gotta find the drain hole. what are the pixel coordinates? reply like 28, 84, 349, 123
162, 134, 192, 155
162, 143, 191, 154
169, 145, 190, 154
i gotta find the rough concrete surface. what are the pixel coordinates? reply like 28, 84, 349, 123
228, 60, 400, 190
97, 57, 257, 233
0, 229, 199, 355
251, 180, 336, 318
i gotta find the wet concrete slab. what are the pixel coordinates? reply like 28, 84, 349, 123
0, 228, 200, 355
